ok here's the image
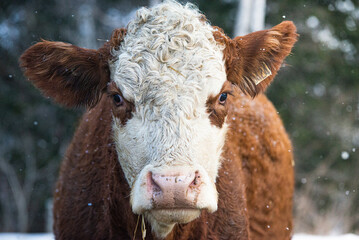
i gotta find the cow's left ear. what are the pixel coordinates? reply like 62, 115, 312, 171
19, 28, 126, 108
19, 41, 111, 108
217, 21, 298, 97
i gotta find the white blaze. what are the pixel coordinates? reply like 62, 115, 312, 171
109, 1, 228, 238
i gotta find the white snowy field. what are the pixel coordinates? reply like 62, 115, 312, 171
1, 233, 359, 239
0, 233, 54, 240
293, 234, 359, 240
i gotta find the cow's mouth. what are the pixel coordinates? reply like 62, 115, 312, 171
149, 208, 201, 224
143, 208, 202, 239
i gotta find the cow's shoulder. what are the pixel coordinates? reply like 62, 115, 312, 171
224, 91, 294, 239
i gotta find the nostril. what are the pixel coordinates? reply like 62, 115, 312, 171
190, 171, 201, 187
147, 172, 161, 194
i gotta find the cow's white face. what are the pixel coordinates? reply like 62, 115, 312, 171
109, 1, 229, 238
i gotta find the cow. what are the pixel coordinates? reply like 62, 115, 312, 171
20, 1, 297, 239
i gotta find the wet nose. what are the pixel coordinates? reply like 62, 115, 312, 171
147, 170, 202, 208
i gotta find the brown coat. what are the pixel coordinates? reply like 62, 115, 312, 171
52, 89, 293, 240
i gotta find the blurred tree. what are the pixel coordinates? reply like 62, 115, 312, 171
149, 0, 162, 7
234, 0, 266, 35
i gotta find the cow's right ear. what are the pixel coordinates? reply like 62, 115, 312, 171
19, 28, 126, 108
214, 21, 298, 97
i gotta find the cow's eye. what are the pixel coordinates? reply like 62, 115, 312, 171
219, 92, 227, 104
113, 94, 124, 106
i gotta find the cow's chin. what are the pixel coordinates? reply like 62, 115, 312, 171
150, 208, 201, 224
145, 209, 201, 239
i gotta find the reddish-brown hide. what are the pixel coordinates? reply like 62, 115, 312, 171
20, 21, 297, 240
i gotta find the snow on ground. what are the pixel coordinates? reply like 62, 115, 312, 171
293, 234, 359, 240
0, 233, 54, 240
1, 233, 359, 240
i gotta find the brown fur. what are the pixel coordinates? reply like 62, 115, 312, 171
51, 89, 293, 240
20, 21, 297, 239
52, 95, 252, 239
206, 81, 233, 128
107, 81, 134, 125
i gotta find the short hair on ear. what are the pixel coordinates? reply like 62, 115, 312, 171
215, 21, 298, 97
19, 28, 127, 108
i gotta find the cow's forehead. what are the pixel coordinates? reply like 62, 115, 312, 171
110, 1, 226, 117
